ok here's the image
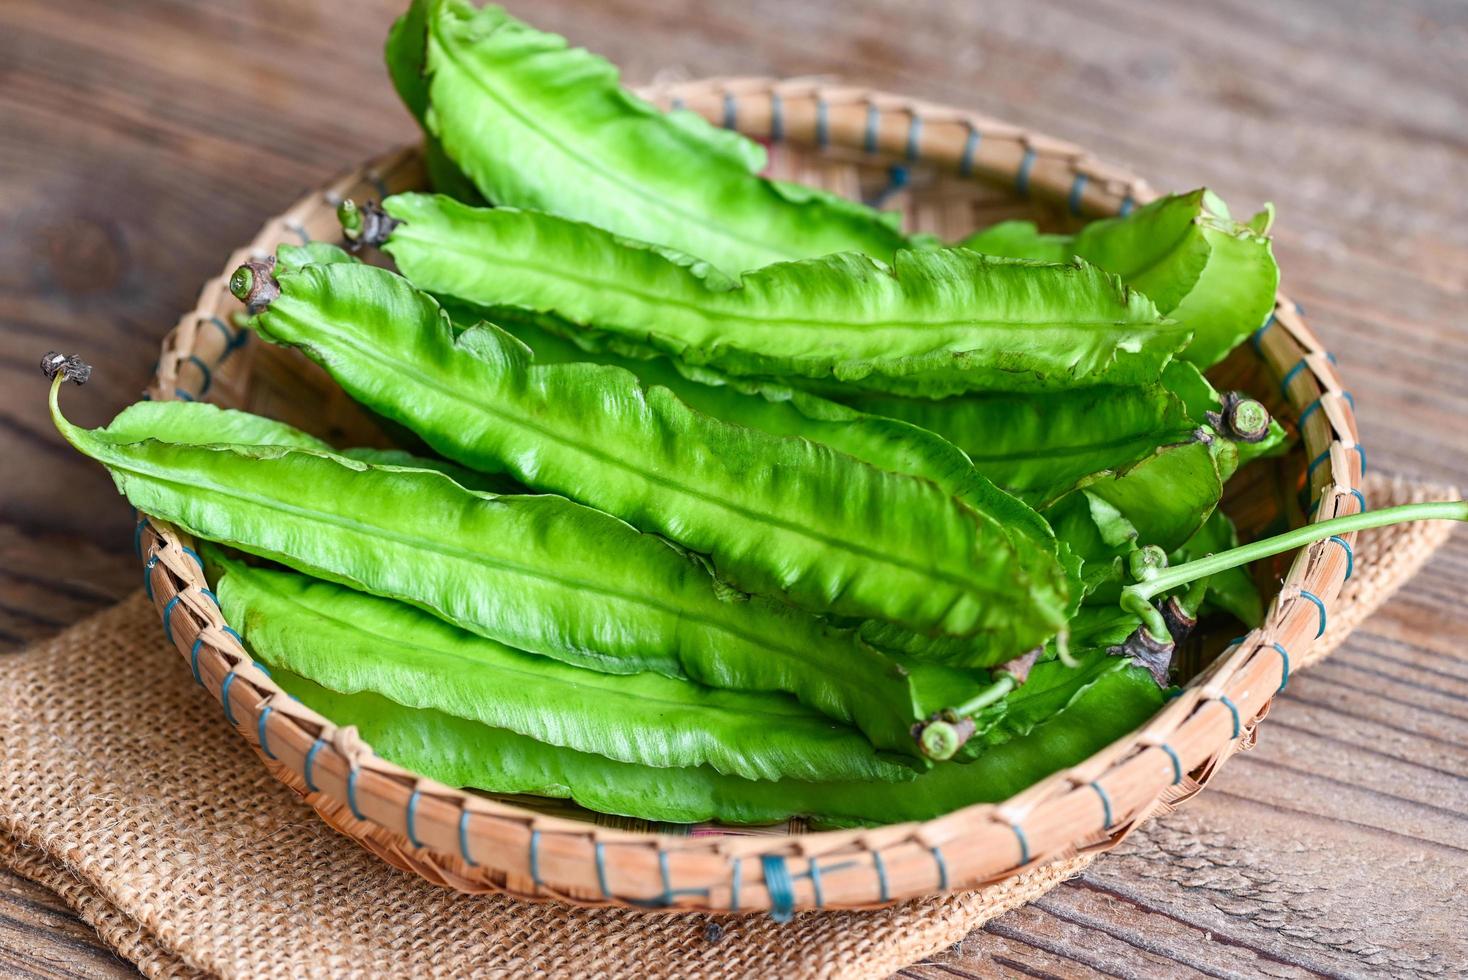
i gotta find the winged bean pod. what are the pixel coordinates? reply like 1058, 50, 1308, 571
370, 193, 1187, 398
845, 361, 1285, 507
393, 0, 910, 274
961, 190, 1279, 368
212, 553, 915, 783
238, 255, 1072, 649
268, 651, 1164, 827
445, 303, 1078, 642
49, 380, 995, 758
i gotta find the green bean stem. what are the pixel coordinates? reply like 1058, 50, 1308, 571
1123, 500, 1468, 639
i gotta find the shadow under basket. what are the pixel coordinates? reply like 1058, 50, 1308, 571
139, 77, 1364, 918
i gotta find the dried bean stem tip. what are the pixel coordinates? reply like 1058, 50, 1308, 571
337, 199, 399, 250
230, 256, 280, 315
39, 351, 92, 385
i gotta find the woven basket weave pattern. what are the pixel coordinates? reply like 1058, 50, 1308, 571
136, 78, 1364, 916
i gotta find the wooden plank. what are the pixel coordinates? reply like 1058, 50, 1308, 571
0, 0, 1463, 976
0, 868, 136, 979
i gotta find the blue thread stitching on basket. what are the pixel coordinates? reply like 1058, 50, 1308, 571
256, 705, 276, 759
1271, 641, 1292, 692
1306, 448, 1332, 481
730, 857, 742, 911
1068, 172, 1089, 215
1090, 781, 1114, 828
959, 127, 980, 176
658, 851, 672, 905
931, 847, 949, 890
1159, 743, 1183, 785
303, 737, 326, 792
161, 593, 184, 644
190, 636, 205, 685
807, 859, 824, 907
868, 165, 909, 208
864, 103, 879, 154
252, 659, 271, 678
406, 790, 424, 849
1251, 313, 1276, 353
186, 355, 213, 396
722, 92, 737, 130
221, 626, 244, 648
905, 113, 922, 161
1011, 824, 1030, 865
762, 855, 795, 922
816, 97, 830, 148
346, 766, 366, 821
1218, 696, 1242, 739
871, 852, 890, 902
180, 546, 204, 572
458, 810, 476, 866
208, 315, 242, 356
595, 842, 611, 898
219, 673, 240, 725
529, 830, 542, 885
1280, 357, 1311, 395
1299, 591, 1327, 638
1118, 194, 1135, 217
1314, 488, 1368, 516
174, 388, 195, 402
1015, 147, 1036, 196
769, 91, 784, 142
1329, 535, 1354, 580
200, 588, 220, 610
133, 518, 150, 558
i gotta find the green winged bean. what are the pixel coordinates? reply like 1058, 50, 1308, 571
368, 193, 1186, 399
441, 302, 1078, 643
846, 361, 1284, 508
961, 190, 1279, 368
50, 381, 999, 758
237, 253, 1072, 650
268, 651, 1163, 827
391, 0, 910, 274
211, 552, 914, 783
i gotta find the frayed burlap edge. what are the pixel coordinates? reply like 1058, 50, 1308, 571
0, 473, 1456, 979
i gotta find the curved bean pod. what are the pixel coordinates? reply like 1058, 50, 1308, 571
213, 552, 916, 783
845, 361, 1284, 508
50, 381, 994, 757
269, 652, 1164, 827
395, 0, 909, 274
448, 303, 1076, 644
239, 255, 1071, 649
371, 193, 1185, 398
961, 189, 1279, 368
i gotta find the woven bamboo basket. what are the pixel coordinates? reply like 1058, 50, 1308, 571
136, 78, 1363, 917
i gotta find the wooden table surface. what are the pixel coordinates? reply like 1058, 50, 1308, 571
2, 0, 1465, 976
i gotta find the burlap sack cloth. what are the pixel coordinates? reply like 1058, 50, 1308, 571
0, 474, 1457, 979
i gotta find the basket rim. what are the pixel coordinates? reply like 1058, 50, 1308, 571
137, 76, 1364, 916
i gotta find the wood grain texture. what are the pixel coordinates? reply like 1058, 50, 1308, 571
0, 0, 1464, 976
